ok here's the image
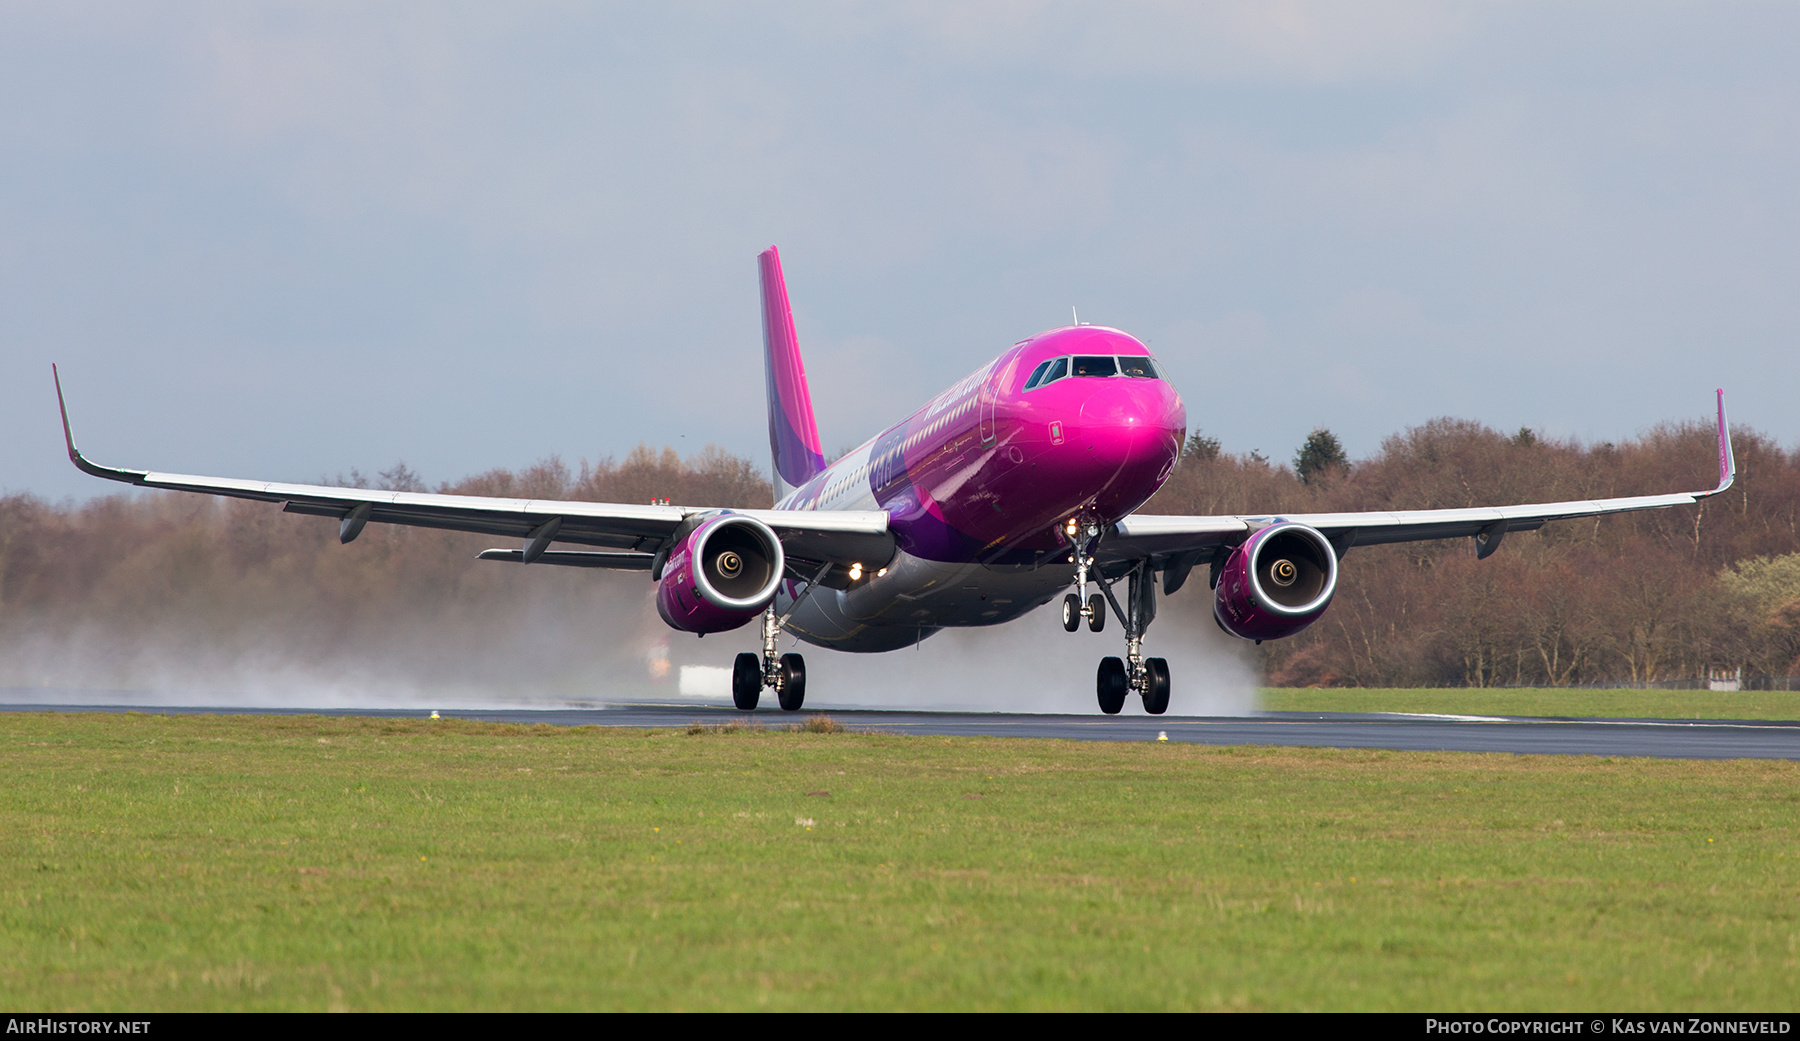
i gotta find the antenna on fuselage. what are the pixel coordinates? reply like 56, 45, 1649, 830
1072, 306, 1080, 326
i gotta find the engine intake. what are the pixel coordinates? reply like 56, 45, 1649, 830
656, 513, 785, 634
1213, 522, 1338, 641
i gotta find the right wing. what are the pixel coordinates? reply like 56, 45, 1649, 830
54, 366, 893, 575
1104, 390, 1736, 588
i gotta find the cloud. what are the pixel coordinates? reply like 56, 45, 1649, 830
842, 0, 1479, 84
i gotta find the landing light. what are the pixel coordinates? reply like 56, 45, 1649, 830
849, 562, 863, 581
1065, 518, 1078, 536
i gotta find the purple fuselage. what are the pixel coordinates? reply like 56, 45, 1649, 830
776, 325, 1187, 651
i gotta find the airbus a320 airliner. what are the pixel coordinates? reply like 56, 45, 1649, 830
54, 246, 1736, 715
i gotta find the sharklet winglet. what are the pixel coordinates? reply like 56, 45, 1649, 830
1713, 388, 1735, 496
1697, 388, 1736, 499
52, 364, 148, 485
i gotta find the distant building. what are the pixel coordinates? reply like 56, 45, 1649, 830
1708, 667, 1743, 692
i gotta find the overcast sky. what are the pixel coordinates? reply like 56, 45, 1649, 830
3, 2, 1796, 502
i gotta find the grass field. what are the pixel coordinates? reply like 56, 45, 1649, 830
1263, 687, 1800, 721
3, 711, 1797, 1011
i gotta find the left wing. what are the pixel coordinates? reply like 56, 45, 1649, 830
1104, 390, 1736, 584
53, 366, 893, 573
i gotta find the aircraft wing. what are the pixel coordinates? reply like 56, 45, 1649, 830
1103, 390, 1736, 577
53, 367, 892, 572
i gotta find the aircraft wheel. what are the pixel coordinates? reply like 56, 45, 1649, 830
1097, 656, 1128, 715
731, 652, 761, 711
1087, 593, 1106, 633
1143, 657, 1171, 715
1062, 593, 1081, 632
777, 653, 807, 711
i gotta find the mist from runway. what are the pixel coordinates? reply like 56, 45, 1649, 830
0, 579, 1262, 716
791, 598, 1263, 716
0, 574, 670, 712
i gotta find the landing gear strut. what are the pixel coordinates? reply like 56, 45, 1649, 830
730, 607, 809, 711
1092, 561, 1171, 715
731, 560, 834, 712
1060, 521, 1107, 633
744, 604, 805, 712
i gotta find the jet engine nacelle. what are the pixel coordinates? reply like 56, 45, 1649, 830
1213, 522, 1338, 641
655, 513, 786, 634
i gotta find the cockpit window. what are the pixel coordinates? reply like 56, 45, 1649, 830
1025, 353, 1164, 390
1117, 356, 1159, 379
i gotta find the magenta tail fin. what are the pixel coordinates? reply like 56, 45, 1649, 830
758, 246, 826, 500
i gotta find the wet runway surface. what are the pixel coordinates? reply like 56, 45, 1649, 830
5, 700, 1799, 760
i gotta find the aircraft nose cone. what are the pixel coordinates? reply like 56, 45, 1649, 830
1072, 378, 1186, 510
1076, 378, 1185, 453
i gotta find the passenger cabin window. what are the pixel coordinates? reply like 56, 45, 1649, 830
1071, 356, 1118, 377
1117, 356, 1159, 379
1023, 360, 1053, 390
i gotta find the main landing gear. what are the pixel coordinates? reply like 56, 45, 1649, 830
1061, 542, 1170, 716
732, 605, 807, 711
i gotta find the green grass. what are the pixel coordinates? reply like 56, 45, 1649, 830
3, 712, 1797, 1011
1264, 687, 1800, 721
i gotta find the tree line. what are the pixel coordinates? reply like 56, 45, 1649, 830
3, 420, 1798, 690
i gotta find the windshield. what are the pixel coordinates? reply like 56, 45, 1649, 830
1023, 354, 1161, 390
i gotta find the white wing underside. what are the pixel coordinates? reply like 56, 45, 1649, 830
53, 369, 892, 574
1103, 390, 1736, 570
1105, 490, 1711, 565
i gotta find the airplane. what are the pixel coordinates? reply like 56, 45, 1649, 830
52, 246, 1737, 715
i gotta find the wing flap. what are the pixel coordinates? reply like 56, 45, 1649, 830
475, 549, 655, 570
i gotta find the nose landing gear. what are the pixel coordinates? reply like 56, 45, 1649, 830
1060, 523, 1109, 634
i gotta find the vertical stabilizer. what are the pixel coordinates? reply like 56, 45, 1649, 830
758, 246, 826, 500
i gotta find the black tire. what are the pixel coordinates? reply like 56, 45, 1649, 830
1143, 657, 1171, 715
1087, 593, 1106, 633
777, 653, 807, 711
1097, 656, 1128, 715
1062, 593, 1082, 632
731, 652, 761, 711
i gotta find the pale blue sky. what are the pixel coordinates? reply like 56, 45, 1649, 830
4, 2, 1796, 500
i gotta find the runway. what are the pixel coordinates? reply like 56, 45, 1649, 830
5, 699, 1799, 760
